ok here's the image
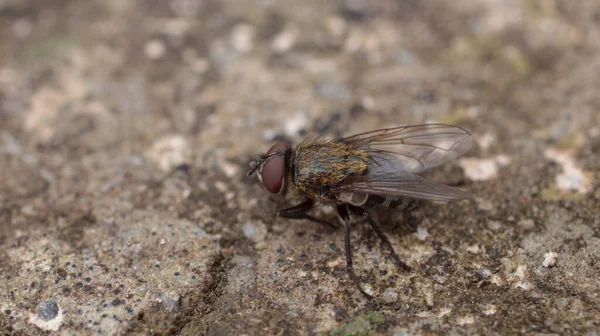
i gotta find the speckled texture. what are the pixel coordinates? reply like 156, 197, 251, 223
1, 0, 599, 335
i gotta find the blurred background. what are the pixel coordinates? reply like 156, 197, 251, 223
1, 0, 599, 335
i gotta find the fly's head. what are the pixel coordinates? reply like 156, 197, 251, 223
247, 143, 291, 195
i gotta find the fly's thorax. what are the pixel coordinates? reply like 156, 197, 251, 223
292, 141, 368, 202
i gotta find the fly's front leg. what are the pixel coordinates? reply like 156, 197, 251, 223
348, 205, 412, 272
277, 198, 337, 230
338, 205, 373, 299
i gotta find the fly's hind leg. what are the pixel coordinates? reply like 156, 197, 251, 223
348, 205, 412, 272
338, 205, 373, 299
277, 198, 337, 230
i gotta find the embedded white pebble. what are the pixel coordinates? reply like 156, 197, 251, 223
242, 220, 267, 244
487, 220, 503, 231
218, 158, 239, 178
490, 274, 503, 286
456, 315, 475, 325
515, 280, 532, 290
477, 132, 495, 151
544, 148, 592, 194
467, 244, 481, 254
459, 155, 511, 181
414, 226, 429, 241
509, 265, 533, 290
475, 197, 494, 211
214, 181, 228, 193
361, 283, 374, 297
382, 288, 398, 303
517, 218, 535, 231
231, 23, 255, 53
145, 135, 191, 172
272, 28, 298, 53
284, 113, 308, 137
514, 265, 527, 280
437, 308, 452, 318
543, 251, 558, 268
483, 304, 497, 315
158, 291, 180, 312
145, 39, 166, 60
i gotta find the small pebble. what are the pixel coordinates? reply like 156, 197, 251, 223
159, 292, 180, 312
272, 28, 298, 53
382, 287, 398, 303
231, 24, 255, 53
459, 155, 512, 181
242, 220, 267, 243
543, 251, 558, 268
145, 39, 166, 60
477, 133, 496, 151
145, 135, 191, 172
467, 244, 481, 254
487, 220, 503, 231
483, 304, 497, 315
284, 113, 307, 137
457, 315, 475, 325
477, 269, 491, 279
517, 218, 535, 231
545, 148, 592, 194
37, 299, 59, 321
475, 198, 494, 211
414, 226, 429, 241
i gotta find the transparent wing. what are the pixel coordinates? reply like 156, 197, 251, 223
340, 124, 474, 174
333, 124, 474, 202
336, 170, 472, 202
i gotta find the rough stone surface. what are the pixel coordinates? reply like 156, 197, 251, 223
1, 0, 599, 335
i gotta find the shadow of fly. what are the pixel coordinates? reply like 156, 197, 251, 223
248, 124, 474, 298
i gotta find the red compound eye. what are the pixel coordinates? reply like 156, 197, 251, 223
261, 143, 290, 194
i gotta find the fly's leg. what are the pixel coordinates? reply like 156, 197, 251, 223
348, 205, 412, 272
338, 205, 373, 299
277, 198, 337, 230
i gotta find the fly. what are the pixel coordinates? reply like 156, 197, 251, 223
247, 124, 474, 298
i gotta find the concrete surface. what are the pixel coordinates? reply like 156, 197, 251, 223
0, 0, 599, 335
